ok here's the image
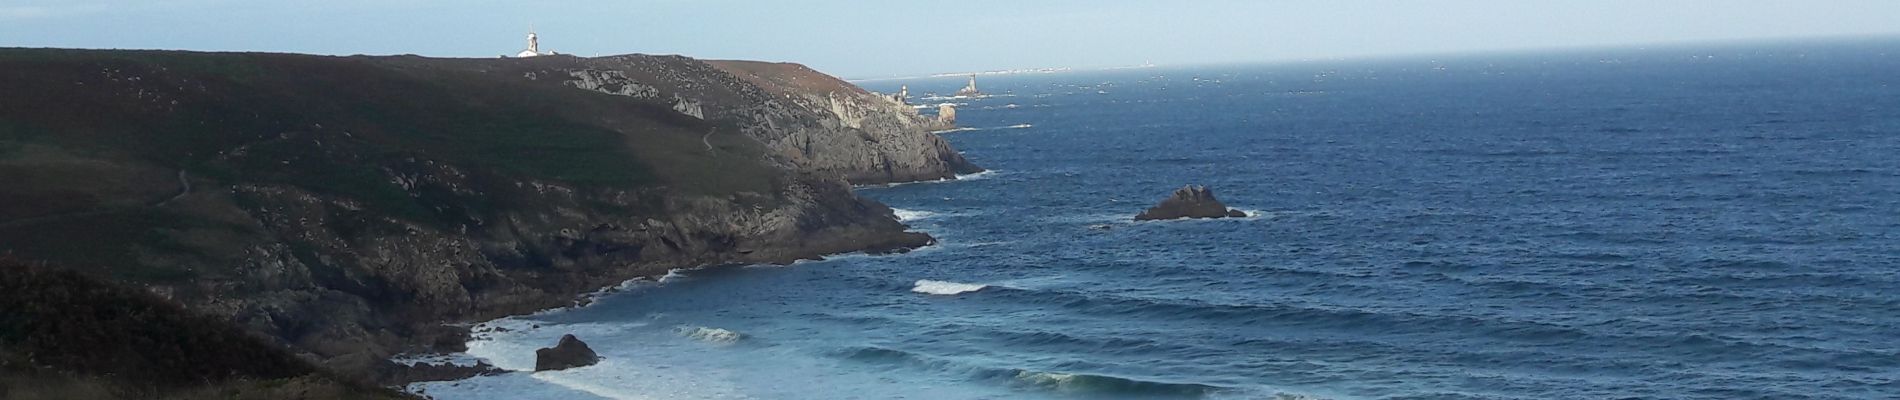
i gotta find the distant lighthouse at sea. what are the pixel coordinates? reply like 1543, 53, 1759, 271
955, 75, 981, 97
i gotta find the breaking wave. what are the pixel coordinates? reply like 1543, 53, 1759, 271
676, 326, 744, 344
955, 169, 998, 181
1011, 370, 1222, 397
891, 208, 937, 222
657, 268, 690, 283
913, 280, 989, 295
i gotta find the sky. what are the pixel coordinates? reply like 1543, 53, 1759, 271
3, 0, 1899, 78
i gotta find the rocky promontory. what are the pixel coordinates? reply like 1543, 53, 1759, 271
0, 48, 978, 394
534, 334, 600, 371
706, 60, 985, 184
1136, 186, 1249, 221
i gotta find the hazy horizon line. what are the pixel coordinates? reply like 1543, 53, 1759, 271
844, 33, 1900, 81
4, 32, 1894, 83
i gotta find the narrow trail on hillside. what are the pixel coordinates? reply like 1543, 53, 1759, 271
153, 169, 191, 207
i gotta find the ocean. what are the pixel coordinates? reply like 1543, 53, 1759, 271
408, 38, 1900, 399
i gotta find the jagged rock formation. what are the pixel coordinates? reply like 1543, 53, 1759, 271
0, 48, 964, 385
533, 334, 600, 371
937, 104, 958, 127
1136, 186, 1249, 221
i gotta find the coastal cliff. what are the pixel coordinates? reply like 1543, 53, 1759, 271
705, 60, 981, 184
0, 48, 973, 394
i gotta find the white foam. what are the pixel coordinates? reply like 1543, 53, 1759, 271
991, 275, 1068, 291
931, 127, 983, 134
578, 275, 662, 303
891, 208, 937, 222
955, 169, 998, 181
389, 352, 486, 368
410, 356, 751, 400
459, 319, 648, 373
912, 279, 989, 295
1016, 370, 1078, 386
1004, 124, 1034, 129
676, 326, 745, 344
657, 268, 690, 283
856, 170, 1001, 190
783, 250, 877, 267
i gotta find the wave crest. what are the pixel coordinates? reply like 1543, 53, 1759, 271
1012, 370, 1221, 397
913, 280, 988, 295
833, 346, 1234, 397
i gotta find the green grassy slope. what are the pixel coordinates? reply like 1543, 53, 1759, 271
0, 49, 780, 279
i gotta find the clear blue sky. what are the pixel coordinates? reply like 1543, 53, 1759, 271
4, 0, 1898, 78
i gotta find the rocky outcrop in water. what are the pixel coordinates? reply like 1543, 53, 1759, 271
936, 104, 958, 127
1136, 186, 1248, 221
534, 334, 600, 371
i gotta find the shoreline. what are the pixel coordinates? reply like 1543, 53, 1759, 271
388, 173, 989, 394
382, 240, 938, 388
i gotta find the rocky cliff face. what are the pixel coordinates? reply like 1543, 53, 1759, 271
465, 56, 983, 185
0, 49, 967, 384
705, 60, 983, 184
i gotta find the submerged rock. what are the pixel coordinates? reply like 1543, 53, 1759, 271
1135, 185, 1247, 221
533, 334, 600, 371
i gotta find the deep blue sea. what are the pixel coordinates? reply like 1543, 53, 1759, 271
411, 39, 1900, 400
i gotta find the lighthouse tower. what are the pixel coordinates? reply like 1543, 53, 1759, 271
955, 75, 980, 97
516, 31, 542, 58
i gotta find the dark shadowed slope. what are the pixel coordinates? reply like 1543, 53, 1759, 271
0, 257, 410, 399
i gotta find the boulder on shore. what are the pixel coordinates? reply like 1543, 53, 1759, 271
534, 334, 601, 372
1135, 185, 1248, 221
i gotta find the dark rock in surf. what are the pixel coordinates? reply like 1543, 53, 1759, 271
383, 359, 504, 383
1135, 185, 1247, 221
533, 334, 600, 371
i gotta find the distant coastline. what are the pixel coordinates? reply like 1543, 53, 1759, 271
847, 63, 1156, 83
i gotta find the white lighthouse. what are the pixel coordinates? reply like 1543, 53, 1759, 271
516, 31, 543, 58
